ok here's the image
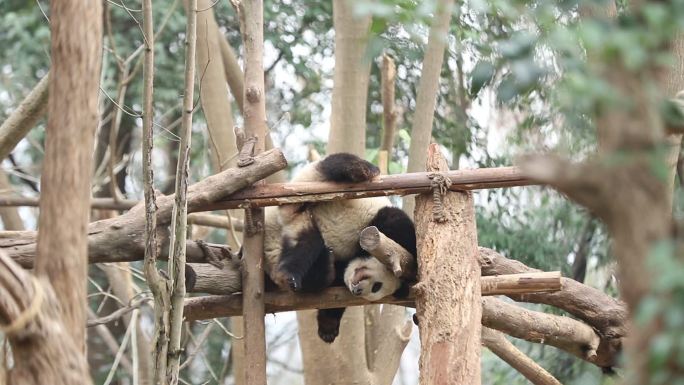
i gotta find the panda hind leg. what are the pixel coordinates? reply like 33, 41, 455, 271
317, 307, 346, 343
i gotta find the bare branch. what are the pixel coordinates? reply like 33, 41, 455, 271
482, 327, 562, 385
0, 73, 49, 160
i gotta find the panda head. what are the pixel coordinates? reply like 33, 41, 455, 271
343, 257, 400, 301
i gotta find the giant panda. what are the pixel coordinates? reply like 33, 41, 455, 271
263, 153, 417, 343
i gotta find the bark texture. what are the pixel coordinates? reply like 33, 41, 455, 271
238, 1, 268, 384
35, 0, 102, 356
0, 253, 90, 385
3, 0, 102, 383
414, 144, 480, 385
166, 1, 198, 382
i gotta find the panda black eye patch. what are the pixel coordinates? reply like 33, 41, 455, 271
371, 282, 383, 293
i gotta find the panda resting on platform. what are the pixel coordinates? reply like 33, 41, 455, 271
263, 153, 417, 343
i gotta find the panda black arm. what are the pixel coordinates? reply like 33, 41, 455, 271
276, 225, 333, 292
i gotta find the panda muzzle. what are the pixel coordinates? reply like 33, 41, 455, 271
350, 283, 363, 296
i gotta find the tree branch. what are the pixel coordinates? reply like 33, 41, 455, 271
482, 327, 562, 385
0, 73, 49, 160
3, 149, 287, 268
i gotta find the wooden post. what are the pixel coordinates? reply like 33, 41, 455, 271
238, 0, 267, 384
414, 144, 481, 385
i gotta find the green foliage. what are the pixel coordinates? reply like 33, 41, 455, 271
634, 241, 684, 385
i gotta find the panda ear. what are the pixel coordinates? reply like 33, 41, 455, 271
393, 281, 411, 299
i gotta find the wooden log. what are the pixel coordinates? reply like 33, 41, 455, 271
187, 213, 243, 231
414, 144, 481, 385
0, 166, 531, 210
482, 297, 601, 363
183, 272, 561, 318
237, 0, 268, 383
482, 327, 562, 385
203, 166, 531, 210
480, 271, 561, 295
359, 226, 416, 278
0, 196, 138, 210
478, 246, 625, 366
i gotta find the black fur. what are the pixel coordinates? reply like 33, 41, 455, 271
393, 281, 411, 299
317, 153, 380, 183
277, 225, 332, 292
368, 206, 417, 258
317, 307, 346, 343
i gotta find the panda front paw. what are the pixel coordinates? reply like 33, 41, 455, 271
287, 275, 302, 292
317, 325, 340, 343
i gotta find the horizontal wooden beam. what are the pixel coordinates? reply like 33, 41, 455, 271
0, 166, 532, 211
0, 196, 137, 210
184, 271, 560, 321
202, 166, 532, 210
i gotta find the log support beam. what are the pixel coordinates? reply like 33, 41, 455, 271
414, 145, 481, 385
183, 272, 561, 309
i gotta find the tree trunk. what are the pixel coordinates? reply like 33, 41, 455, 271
326, 0, 372, 156
403, 0, 456, 216
299, 4, 411, 385
414, 144, 480, 385
238, 1, 268, 384
3, 0, 103, 383
35, 0, 102, 353
520, 5, 681, 383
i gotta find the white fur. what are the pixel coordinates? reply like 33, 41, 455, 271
344, 257, 400, 301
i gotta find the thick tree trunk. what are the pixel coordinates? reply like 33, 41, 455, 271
414, 144, 480, 385
35, 0, 102, 353
521, 4, 681, 383
3, 0, 102, 383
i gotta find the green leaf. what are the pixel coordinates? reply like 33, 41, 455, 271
398, 128, 411, 147
469, 60, 496, 96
